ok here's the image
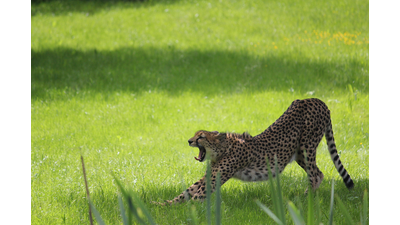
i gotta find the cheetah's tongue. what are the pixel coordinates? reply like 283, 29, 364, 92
194, 151, 202, 161
194, 148, 205, 161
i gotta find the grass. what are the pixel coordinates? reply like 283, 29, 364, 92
31, 0, 369, 224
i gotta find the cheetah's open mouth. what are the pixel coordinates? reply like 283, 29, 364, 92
194, 146, 206, 162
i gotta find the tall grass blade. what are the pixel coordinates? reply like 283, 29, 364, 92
206, 157, 212, 225
264, 156, 286, 225
118, 195, 129, 225
112, 173, 146, 225
348, 84, 354, 96
181, 175, 198, 225
125, 196, 146, 224
131, 192, 157, 225
89, 201, 106, 225
80, 156, 94, 225
287, 201, 305, 225
255, 200, 284, 225
111, 172, 129, 197
274, 156, 286, 224
266, 157, 279, 220
189, 204, 199, 225
215, 172, 222, 225
307, 185, 314, 225
348, 84, 354, 111
362, 189, 368, 225
186, 174, 199, 225
315, 191, 321, 224
329, 179, 335, 225
303, 150, 314, 225
307, 185, 315, 225
335, 195, 355, 225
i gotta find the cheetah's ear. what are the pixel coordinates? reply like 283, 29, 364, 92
214, 132, 226, 140
211, 131, 219, 135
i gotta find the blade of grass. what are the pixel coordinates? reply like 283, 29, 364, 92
329, 179, 335, 225
287, 201, 305, 225
348, 84, 354, 111
335, 195, 355, 225
125, 196, 145, 224
303, 150, 314, 225
118, 195, 129, 225
264, 156, 286, 225
215, 172, 222, 225
255, 200, 284, 225
112, 173, 146, 225
274, 155, 286, 224
80, 155, 94, 225
206, 157, 212, 225
362, 189, 368, 225
186, 175, 199, 225
266, 157, 280, 223
89, 201, 106, 225
266, 158, 277, 205
131, 191, 157, 225
189, 204, 199, 225
315, 191, 321, 225
181, 174, 199, 225
307, 186, 314, 225
89, 200, 105, 225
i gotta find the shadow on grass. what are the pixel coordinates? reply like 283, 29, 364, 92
32, 47, 368, 100
70, 175, 368, 223
87, 176, 369, 224
32, 0, 183, 16
146, 175, 369, 205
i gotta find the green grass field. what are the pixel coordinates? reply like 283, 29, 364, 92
31, 0, 369, 224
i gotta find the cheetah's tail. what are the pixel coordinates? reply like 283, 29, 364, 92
325, 121, 354, 189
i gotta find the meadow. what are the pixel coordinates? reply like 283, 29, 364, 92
31, 0, 369, 224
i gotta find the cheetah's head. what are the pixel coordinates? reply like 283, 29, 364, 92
188, 130, 226, 162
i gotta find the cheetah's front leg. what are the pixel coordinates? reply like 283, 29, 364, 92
162, 176, 206, 205
155, 159, 238, 206
153, 178, 207, 206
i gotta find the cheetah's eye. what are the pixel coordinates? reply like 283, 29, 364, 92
197, 135, 205, 141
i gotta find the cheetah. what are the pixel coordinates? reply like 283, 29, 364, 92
158, 98, 354, 205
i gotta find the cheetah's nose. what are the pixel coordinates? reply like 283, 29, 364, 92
188, 140, 193, 145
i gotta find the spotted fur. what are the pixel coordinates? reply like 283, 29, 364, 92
157, 98, 354, 205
